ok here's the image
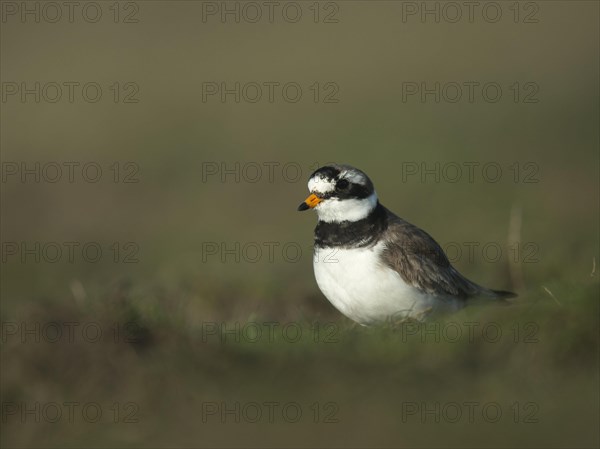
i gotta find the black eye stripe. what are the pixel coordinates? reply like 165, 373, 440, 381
347, 183, 372, 199
336, 179, 349, 189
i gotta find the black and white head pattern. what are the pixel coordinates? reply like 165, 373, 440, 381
307, 164, 378, 223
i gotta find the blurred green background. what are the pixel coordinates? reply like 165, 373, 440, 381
1, 1, 598, 447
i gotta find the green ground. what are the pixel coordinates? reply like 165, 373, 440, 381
2, 282, 598, 447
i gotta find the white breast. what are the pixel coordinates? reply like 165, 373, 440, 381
313, 241, 458, 325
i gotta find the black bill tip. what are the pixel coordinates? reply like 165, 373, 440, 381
297, 202, 310, 211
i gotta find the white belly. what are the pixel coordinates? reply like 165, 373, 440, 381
313, 242, 457, 325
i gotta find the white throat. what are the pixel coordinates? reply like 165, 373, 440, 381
315, 192, 378, 223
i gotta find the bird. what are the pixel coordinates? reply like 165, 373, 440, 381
297, 164, 516, 325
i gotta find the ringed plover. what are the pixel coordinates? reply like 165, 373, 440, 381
297, 164, 516, 325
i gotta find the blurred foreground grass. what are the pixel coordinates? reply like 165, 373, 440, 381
2, 276, 598, 448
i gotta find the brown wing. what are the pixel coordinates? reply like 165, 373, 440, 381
379, 208, 491, 299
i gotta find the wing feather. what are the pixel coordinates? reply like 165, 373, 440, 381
379, 209, 493, 299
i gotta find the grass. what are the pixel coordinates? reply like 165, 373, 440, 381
2, 277, 598, 448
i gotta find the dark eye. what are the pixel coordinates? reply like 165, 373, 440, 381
336, 179, 349, 190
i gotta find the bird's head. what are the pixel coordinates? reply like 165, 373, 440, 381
297, 164, 378, 222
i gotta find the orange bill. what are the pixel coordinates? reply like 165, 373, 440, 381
297, 193, 322, 211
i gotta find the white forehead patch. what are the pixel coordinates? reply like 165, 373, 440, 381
308, 175, 336, 195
